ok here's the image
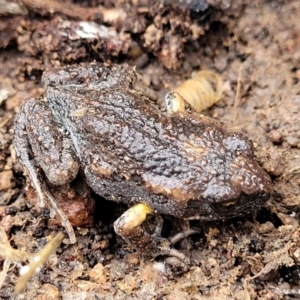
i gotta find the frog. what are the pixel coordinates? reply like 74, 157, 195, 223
13, 62, 273, 262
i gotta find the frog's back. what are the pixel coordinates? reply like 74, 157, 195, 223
44, 63, 272, 221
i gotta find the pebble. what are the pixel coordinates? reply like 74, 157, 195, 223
267, 130, 282, 143
256, 221, 275, 234
277, 212, 299, 227
0, 170, 15, 191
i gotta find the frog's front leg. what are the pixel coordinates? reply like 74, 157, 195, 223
14, 98, 80, 243
17, 99, 80, 186
114, 203, 156, 252
114, 204, 191, 272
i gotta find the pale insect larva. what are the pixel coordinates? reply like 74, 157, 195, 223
165, 70, 223, 113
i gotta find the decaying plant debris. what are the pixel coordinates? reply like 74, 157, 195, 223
0, 0, 299, 299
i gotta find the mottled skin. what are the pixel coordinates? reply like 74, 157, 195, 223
14, 62, 272, 242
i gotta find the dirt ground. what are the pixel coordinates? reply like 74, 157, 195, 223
0, 0, 300, 299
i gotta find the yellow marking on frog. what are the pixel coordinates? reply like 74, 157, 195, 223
90, 162, 114, 177
121, 172, 131, 180
70, 107, 95, 117
223, 201, 236, 206
184, 141, 207, 161
143, 174, 196, 204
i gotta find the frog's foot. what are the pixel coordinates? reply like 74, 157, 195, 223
114, 204, 197, 274
152, 235, 190, 275
154, 222, 201, 275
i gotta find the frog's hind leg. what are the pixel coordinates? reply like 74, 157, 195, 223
114, 204, 192, 273
13, 99, 77, 243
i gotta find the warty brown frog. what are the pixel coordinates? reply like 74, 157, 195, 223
13, 62, 273, 259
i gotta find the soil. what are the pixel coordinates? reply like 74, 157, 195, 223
0, 0, 299, 299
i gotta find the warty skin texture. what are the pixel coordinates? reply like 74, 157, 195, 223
14, 62, 273, 224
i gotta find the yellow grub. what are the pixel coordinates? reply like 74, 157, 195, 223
165, 70, 223, 113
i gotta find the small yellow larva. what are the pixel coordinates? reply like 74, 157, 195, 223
165, 70, 223, 113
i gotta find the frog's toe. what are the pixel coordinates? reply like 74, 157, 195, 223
165, 257, 190, 274
157, 244, 190, 265
169, 227, 201, 245
155, 245, 191, 275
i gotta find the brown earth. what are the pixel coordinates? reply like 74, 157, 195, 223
0, 0, 299, 299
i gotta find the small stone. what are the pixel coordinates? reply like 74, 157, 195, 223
277, 213, 299, 227
166, 291, 190, 300
40, 283, 60, 299
140, 262, 164, 282
5, 206, 19, 215
118, 274, 136, 294
256, 221, 275, 234
267, 130, 282, 143
141, 73, 151, 87
109, 260, 126, 280
89, 263, 106, 284
277, 281, 292, 292
293, 248, 300, 263
286, 136, 299, 147
214, 54, 228, 72
0, 170, 15, 191
0, 215, 14, 232
151, 74, 161, 90
99, 239, 109, 250
0, 189, 18, 205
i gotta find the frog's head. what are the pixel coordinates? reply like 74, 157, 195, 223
183, 132, 273, 220
192, 162, 272, 221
